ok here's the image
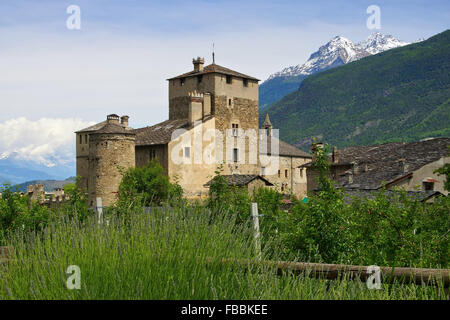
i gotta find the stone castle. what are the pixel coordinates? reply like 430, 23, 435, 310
76, 58, 312, 207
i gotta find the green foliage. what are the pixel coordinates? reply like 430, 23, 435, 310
1, 206, 446, 299
59, 180, 91, 221
262, 30, 450, 149
206, 166, 251, 223
117, 159, 183, 209
0, 184, 51, 244
433, 147, 450, 191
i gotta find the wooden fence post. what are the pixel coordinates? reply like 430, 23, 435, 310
96, 197, 103, 224
251, 202, 261, 260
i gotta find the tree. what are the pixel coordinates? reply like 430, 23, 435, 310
118, 159, 183, 207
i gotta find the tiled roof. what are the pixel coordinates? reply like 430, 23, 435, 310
133, 119, 189, 146
167, 63, 260, 81
333, 138, 450, 189
260, 135, 312, 158
204, 174, 274, 187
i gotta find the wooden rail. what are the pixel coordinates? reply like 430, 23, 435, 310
208, 258, 450, 287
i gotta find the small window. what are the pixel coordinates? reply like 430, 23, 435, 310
85, 134, 88, 144
180, 78, 185, 86
232, 123, 239, 137
228, 98, 232, 106
184, 147, 190, 158
243, 78, 248, 87
299, 168, 303, 178
226, 75, 232, 84
197, 75, 203, 84
79, 134, 82, 144
149, 149, 156, 160
423, 181, 434, 191
285, 169, 288, 178
233, 148, 239, 162
278, 170, 281, 178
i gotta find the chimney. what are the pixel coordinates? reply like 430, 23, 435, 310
107, 114, 120, 125
121, 115, 129, 128
399, 158, 409, 173
193, 57, 205, 72
352, 161, 359, 175
188, 91, 203, 126
332, 146, 339, 164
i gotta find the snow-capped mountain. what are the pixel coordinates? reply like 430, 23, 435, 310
267, 33, 409, 80
359, 32, 409, 54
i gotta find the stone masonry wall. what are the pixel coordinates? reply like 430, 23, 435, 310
88, 133, 135, 207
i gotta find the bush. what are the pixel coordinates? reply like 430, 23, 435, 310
117, 160, 183, 209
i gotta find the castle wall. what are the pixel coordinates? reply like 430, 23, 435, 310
213, 95, 260, 176
88, 133, 135, 207
167, 117, 216, 198
261, 155, 310, 198
76, 132, 90, 192
135, 144, 169, 173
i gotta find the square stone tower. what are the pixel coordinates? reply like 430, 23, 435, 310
167, 58, 260, 175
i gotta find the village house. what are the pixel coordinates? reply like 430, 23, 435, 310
75, 57, 312, 207
305, 138, 450, 201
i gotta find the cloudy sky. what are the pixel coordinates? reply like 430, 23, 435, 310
0, 0, 449, 175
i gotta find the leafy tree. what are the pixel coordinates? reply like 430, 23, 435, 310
433, 147, 450, 191
117, 159, 183, 208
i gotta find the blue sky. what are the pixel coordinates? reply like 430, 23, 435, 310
0, 0, 448, 172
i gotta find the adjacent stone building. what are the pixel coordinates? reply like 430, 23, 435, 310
75, 58, 312, 206
305, 138, 450, 197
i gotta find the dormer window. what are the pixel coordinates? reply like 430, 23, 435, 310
180, 78, 185, 86
226, 75, 232, 84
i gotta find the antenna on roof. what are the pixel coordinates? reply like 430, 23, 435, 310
212, 43, 215, 64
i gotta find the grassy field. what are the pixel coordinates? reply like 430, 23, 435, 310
0, 206, 447, 300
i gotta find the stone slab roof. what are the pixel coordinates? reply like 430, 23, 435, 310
260, 135, 312, 158
93, 123, 135, 135
133, 119, 189, 146
167, 63, 260, 81
334, 138, 450, 189
204, 174, 274, 187
344, 189, 444, 203
76, 121, 134, 134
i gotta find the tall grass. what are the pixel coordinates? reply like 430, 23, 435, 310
0, 206, 446, 300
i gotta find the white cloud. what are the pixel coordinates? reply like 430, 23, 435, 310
0, 117, 94, 167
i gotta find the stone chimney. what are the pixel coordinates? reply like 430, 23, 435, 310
398, 158, 409, 173
352, 161, 359, 175
262, 113, 273, 136
121, 115, 129, 128
332, 146, 339, 164
107, 114, 120, 125
193, 57, 205, 72
188, 91, 203, 126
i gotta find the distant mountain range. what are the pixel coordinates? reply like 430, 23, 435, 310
261, 30, 450, 150
15, 177, 76, 192
0, 152, 74, 185
259, 33, 411, 110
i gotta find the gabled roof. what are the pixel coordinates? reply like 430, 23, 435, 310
167, 63, 260, 81
93, 123, 134, 135
327, 138, 450, 190
133, 119, 189, 146
204, 174, 274, 187
260, 135, 312, 158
